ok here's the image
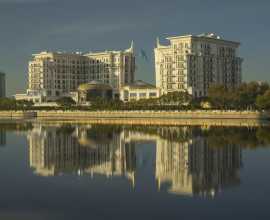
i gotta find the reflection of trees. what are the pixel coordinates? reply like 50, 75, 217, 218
123, 125, 199, 143
1, 121, 270, 149
56, 124, 76, 135
54, 124, 270, 149
80, 124, 122, 141
203, 127, 270, 149
0, 123, 33, 132
255, 127, 270, 146
89, 124, 122, 137
126, 125, 270, 149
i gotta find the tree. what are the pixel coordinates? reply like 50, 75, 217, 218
233, 83, 250, 109
256, 90, 270, 110
259, 82, 270, 95
237, 81, 269, 109
0, 99, 17, 109
89, 97, 124, 110
17, 100, 34, 108
158, 91, 192, 107
246, 81, 260, 109
206, 82, 269, 110
190, 96, 209, 109
0, 99, 34, 110
206, 84, 229, 109
56, 97, 76, 108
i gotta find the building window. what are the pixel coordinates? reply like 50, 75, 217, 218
178, 84, 183, 89
149, 92, 156, 97
139, 93, 146, 97
130, 93, 136, 97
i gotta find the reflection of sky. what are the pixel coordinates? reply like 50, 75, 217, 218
0, 125, 270, 219
1, 0, 270, 96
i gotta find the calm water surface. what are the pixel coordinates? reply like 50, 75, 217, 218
0, 122, 270, 219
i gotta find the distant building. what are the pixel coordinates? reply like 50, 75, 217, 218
154, 34, 243, 97
0, 71, 5, 99
120, 80, 161, 101
16, 42, 135, 103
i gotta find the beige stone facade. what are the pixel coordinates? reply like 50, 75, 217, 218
24, 43, 135, 103
155, 34, 243, 97
120, 80, 161, 101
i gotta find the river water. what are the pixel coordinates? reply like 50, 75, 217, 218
0, 121, 270, 219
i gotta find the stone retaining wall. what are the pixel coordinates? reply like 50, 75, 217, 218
0, 111, 36, 118
0, 110, 269, 120
35, 110, 270, 120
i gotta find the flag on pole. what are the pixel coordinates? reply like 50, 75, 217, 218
139, 48, 149, 63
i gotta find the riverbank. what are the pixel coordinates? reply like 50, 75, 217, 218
0, 111, 37, 118
0, 110, 269, 119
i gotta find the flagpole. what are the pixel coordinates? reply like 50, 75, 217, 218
139, 50, 141, 80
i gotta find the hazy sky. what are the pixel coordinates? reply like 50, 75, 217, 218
0, 0, 269, 96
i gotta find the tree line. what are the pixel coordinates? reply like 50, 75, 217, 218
2, 122, 269, 150
72, 81, 270, 111
0, 99, 34, 110
1, 81, 270, 111
206, 81, 270, 110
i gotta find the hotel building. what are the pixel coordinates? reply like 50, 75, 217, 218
20, 43, 135, 103
0, 71, 5, 99
120, 80, 161, 101
154, 34, 243, 97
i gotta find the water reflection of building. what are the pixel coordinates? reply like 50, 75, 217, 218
28, 125, 137, 185
27, 124, 243, 195
0, 129, 6, 147
155, 129, 242, 197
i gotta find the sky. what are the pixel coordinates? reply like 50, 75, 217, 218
0, 0, 269, 97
